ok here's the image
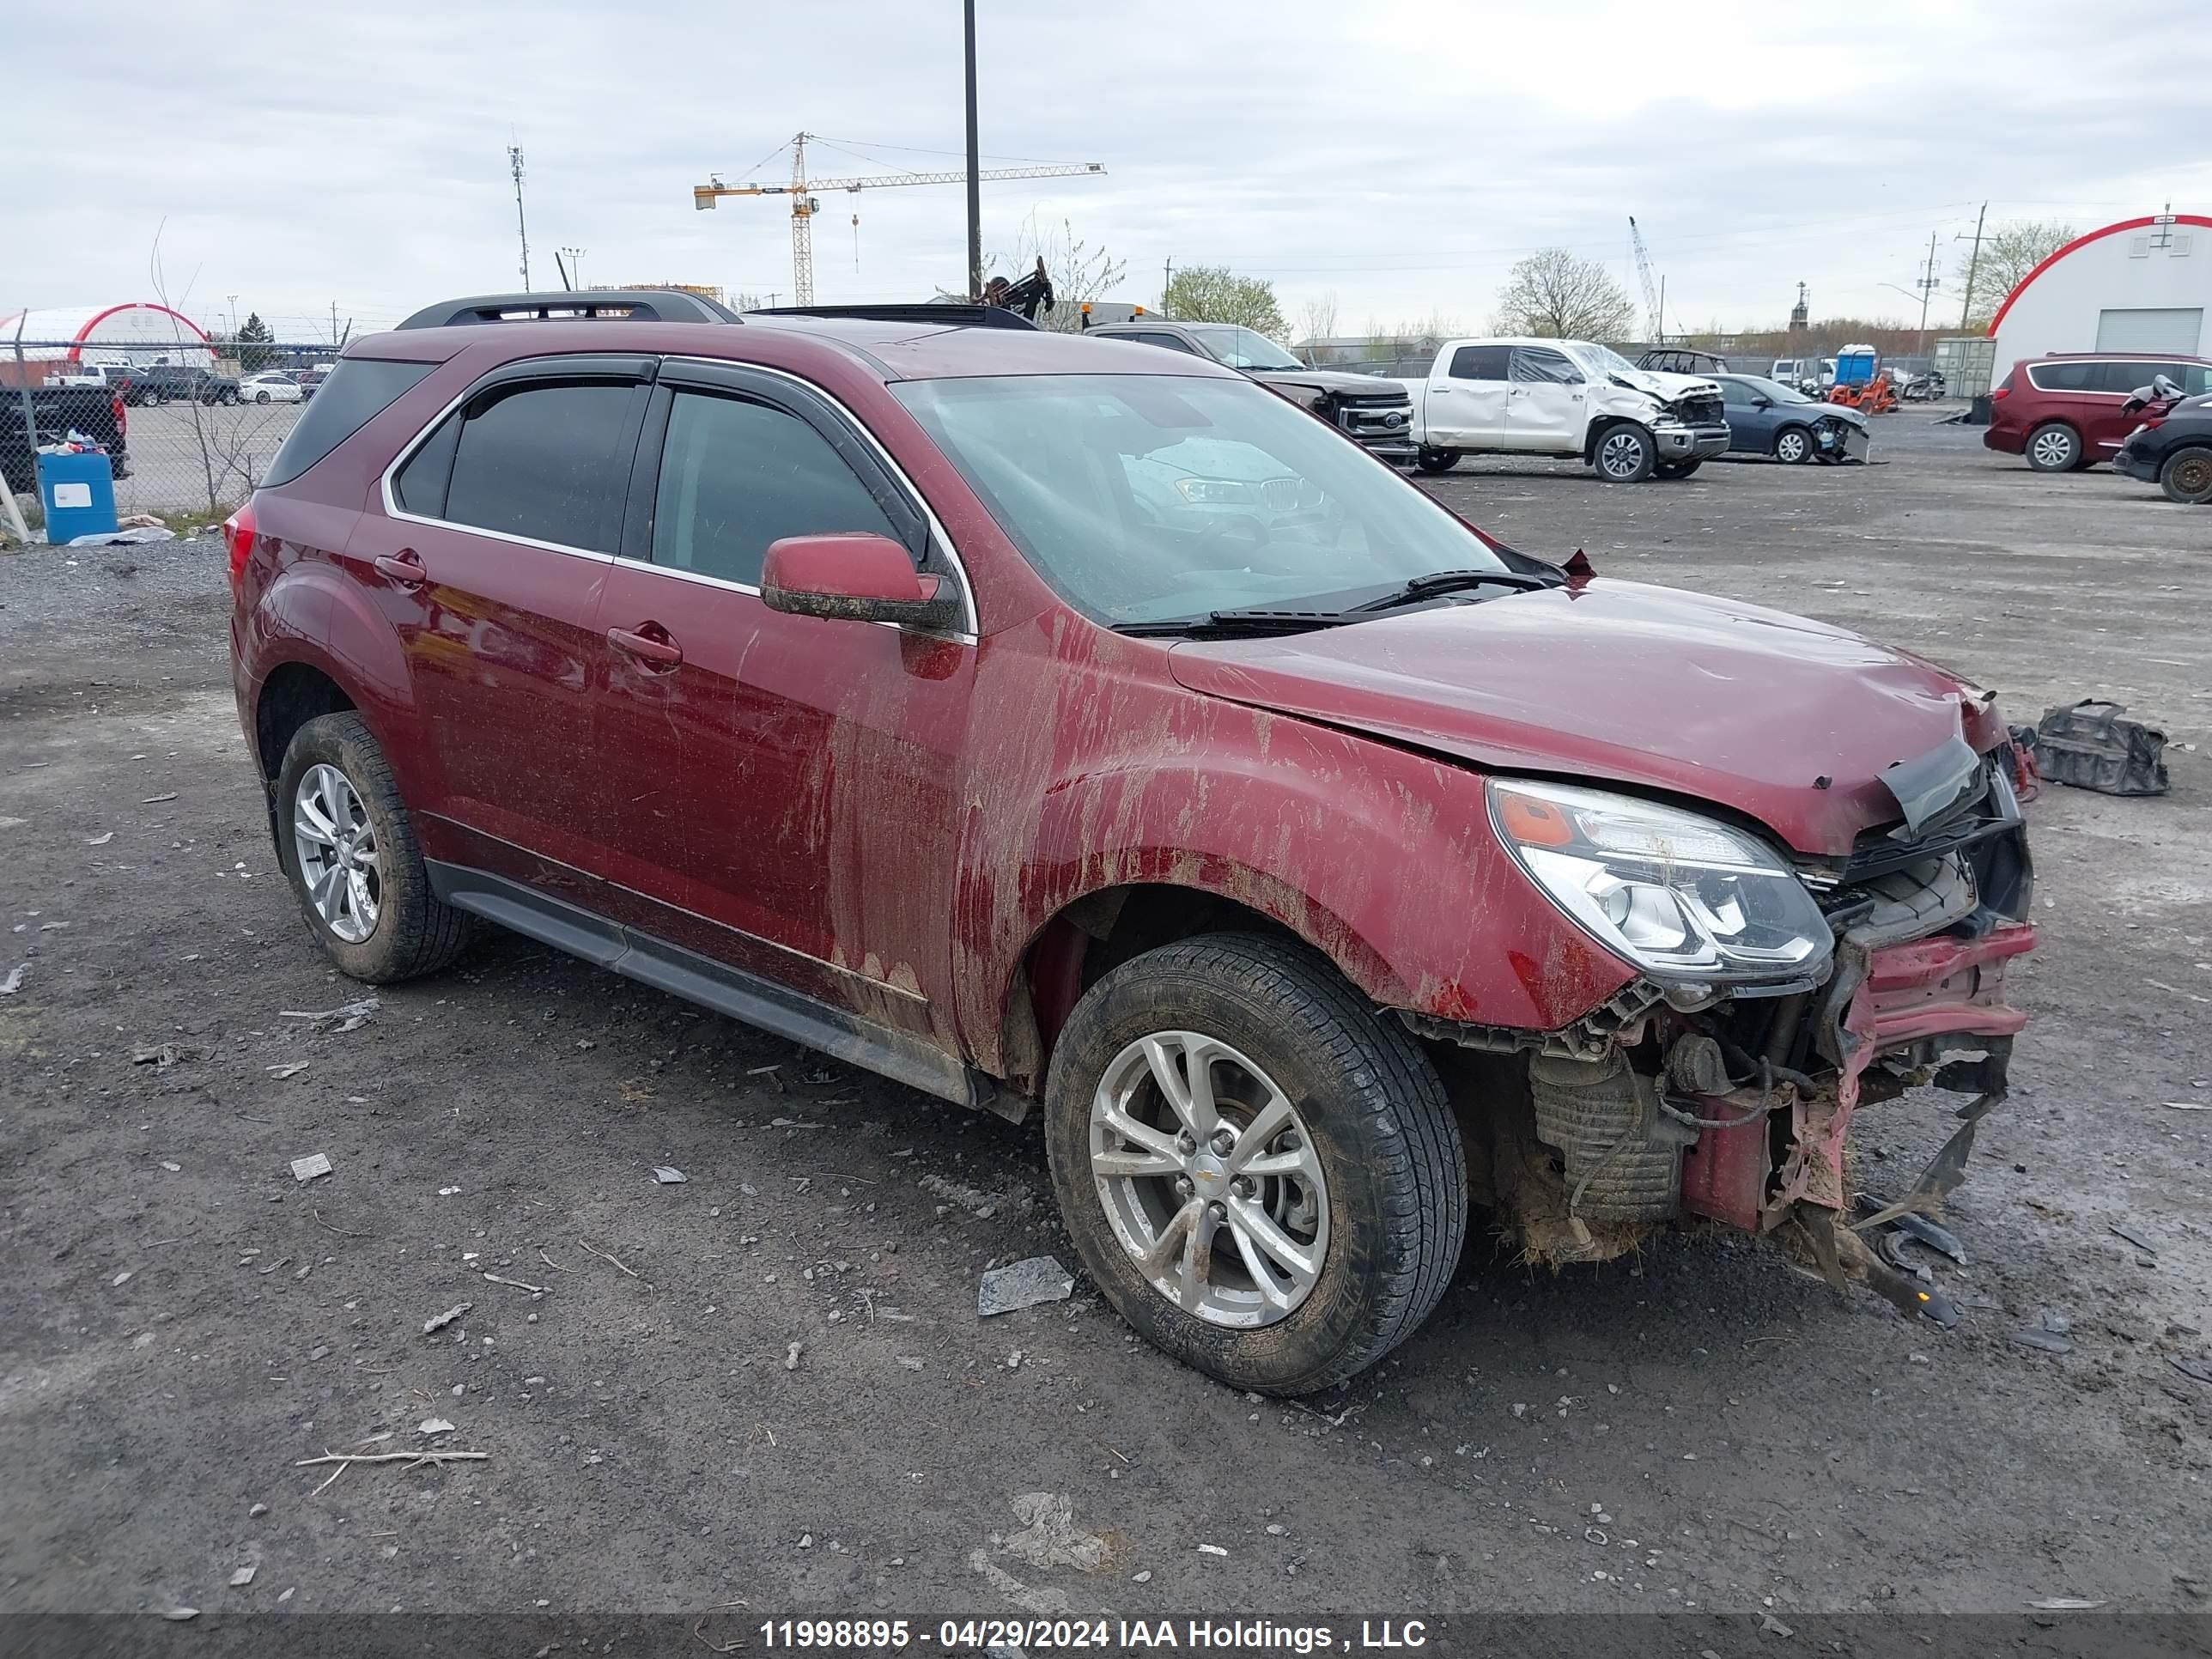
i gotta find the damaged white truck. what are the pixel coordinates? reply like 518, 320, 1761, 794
1402, 337, 1733, 481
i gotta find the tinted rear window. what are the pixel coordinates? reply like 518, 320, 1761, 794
262, 358, 434, 487
2027, 361, 2098, 392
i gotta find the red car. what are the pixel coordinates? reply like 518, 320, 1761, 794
1985, 350, 2212, 471
227, 290, 2038, 1393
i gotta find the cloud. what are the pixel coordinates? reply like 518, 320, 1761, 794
7, 0, 2209, 340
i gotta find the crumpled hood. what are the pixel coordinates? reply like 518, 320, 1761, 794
1614, 367, 1721, 405
1167, 578, 2006, 857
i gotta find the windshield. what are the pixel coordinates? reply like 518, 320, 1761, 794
1737, 375, 1812, 404
1188, 326, 1304, 371
891, 373, 1507, 625
1564, 341, 1638, 380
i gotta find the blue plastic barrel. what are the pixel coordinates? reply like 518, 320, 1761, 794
36, 450, 118, 542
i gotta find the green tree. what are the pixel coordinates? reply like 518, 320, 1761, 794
1162, 265, 1287, 340
1955, 220, 2075, 327
234, 312, 275, 373
1491, 248, 1637, 340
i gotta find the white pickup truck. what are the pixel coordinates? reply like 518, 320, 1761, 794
1401, 337, 1731, 482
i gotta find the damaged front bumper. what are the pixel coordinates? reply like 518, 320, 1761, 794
1654, 418, 1731, 461
1410, 755, 2037, 1308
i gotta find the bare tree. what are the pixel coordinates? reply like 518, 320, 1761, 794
1295, 293, 1340, 362
149, 228, 290, 519
1162, 265, 1288, 339
1955, 220, 2075, 326
1492, 248, 1637, 340
988, 214, 1128, 333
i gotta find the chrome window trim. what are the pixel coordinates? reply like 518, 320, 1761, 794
378, 356, 979, 636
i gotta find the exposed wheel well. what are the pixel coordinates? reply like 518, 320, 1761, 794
254, 664, 356, 780
1001, 884, 1310, 1097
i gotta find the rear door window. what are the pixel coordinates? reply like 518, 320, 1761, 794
441, 380, 644, 554
647, 390, 902, 587
1448, 345, 1512, 381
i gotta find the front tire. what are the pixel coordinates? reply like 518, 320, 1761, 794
1044, 933, 1467, 1395
1773, 426, 1814, 465
1654, 459, 1702, 479
2026, 422, 2082, 471
1413, 447, 1460, 475
275, 713, 471, 983
2159, 446, 2212, 505
1593, 424, 1656, 483
256, 390, 271, 404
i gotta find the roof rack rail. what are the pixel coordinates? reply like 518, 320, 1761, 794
746, 303, 1038, 331
395, 290, 743, 330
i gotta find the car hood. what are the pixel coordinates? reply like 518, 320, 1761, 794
1614, 367, 1721, 403
1165, 578, 2005, 857
1248, 367, 1410, 399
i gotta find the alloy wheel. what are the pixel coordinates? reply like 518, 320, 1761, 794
1599, 431, 1646, 479
291, 763, 381, 944
1088, 1030, 1329, 1328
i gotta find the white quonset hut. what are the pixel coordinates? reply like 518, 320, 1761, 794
1988, 213, 2212, 369
0, 303, 215, 382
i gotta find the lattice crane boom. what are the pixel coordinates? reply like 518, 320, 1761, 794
1627, 216, 1663, 343
692, 131, 1106, 305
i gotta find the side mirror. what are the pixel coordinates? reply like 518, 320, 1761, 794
759, 532, 959, 629
1752, 395, 1772, 409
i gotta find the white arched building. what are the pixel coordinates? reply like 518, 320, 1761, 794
1988, 213, 2212, 368
0, 302, 215, 382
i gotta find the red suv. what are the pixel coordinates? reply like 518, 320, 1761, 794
228, 289, 2038, 1393
1986, 351, 2212, 471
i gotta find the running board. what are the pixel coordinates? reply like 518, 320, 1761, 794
426, 861, 1006, 1117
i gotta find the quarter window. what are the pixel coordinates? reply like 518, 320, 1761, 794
2027, 361, 2098, 392
441, 380, 642, 553
649, 391, 902, 587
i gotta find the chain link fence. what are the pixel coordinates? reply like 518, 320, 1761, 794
3, 335, 343, 537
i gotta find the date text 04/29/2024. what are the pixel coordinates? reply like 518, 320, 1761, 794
755, 1618, 1431, 1651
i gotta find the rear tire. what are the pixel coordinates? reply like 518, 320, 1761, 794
2026, 422, 2082, 472
1593, 424, 1656, 483
1044, 933, 1467, 1395
1413, 447, 1460, 475
275, 713, 471, 984
2160, 446, 2212, 505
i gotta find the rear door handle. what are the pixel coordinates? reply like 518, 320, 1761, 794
607, 623, 684, 671
374, 549, 427, 587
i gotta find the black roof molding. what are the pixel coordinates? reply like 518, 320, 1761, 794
395, 290, 743, 330
746, 303, 1038, 331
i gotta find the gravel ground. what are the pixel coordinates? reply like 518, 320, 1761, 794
3, 414, 2209, 1636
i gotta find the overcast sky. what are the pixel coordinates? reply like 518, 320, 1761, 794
9, 0, 2209, 344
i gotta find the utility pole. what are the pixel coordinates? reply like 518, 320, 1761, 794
1163, 257, 1174, 313
1913, 228, 1941, 355
226, 295, 240, 335
558, 246, 586, 290
330, 301, 339, 349
1955, 202, 1986, 331
963, 0, 981, 300
508, 145, 532, 292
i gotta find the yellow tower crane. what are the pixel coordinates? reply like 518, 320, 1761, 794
693, 132, 1104, 306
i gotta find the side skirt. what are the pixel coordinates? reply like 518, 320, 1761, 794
426, 861, 1010, 1118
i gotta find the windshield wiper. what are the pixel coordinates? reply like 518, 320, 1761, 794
1113, 608, 1358, 638
1346, 568, 1558, 614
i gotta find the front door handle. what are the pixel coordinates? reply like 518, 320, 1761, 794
607, 622, 684, 671
374, 549, 427, 587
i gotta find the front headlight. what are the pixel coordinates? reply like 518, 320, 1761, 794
1174, 477, 1259, 505
1489, 780, 1832, 991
